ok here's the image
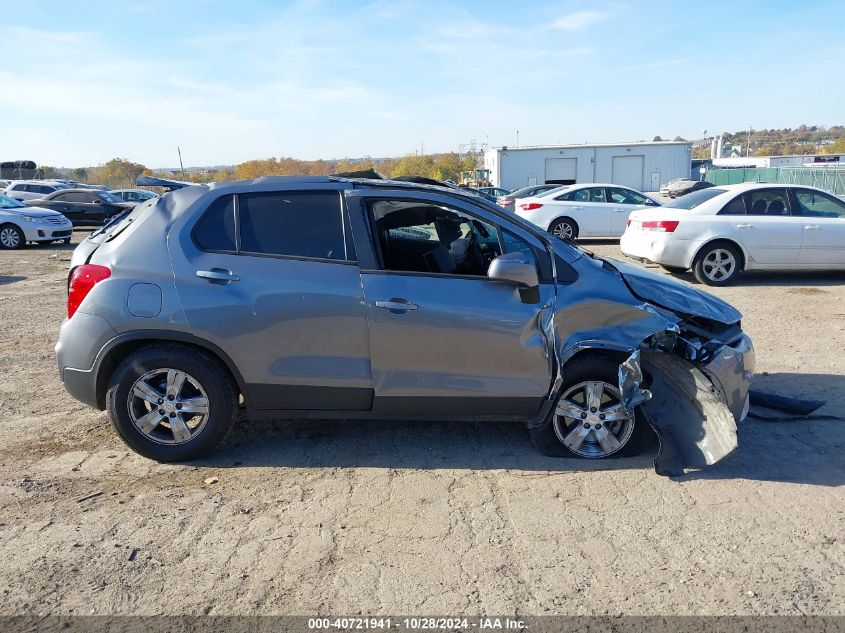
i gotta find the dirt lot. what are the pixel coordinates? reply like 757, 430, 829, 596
0, 233, 843, 616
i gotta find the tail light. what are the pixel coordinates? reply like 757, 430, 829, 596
67, 264, 111, 318
626, 219, 631, 227
519, 202, 543, 211
641, 220, 679, 232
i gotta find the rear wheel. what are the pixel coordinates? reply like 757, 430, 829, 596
0, 224, 24, 250
693, 242, 741, 286
106, 345, 238, 461
530, 355, 653, 459
549, 217, 578, 240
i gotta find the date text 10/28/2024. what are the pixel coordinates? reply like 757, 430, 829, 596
308, 617, 527, 630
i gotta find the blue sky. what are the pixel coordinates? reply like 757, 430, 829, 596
3, 0, 843, 167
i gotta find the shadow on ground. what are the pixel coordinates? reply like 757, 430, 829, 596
0, 275, 26, 286
672, 269, 845, 287
198, 373, 844, 487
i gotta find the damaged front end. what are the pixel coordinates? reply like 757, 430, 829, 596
544, 254, 754, 476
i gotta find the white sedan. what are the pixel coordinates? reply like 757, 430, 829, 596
0, 194, 73, 249
621, 183, 845, 285
514, 183, 661, 239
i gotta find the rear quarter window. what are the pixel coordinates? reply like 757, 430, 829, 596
193, 195, 236, 252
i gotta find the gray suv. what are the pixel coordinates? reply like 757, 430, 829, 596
56, 176, 754, 476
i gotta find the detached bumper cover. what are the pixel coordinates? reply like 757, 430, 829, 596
637, 334, 754, 476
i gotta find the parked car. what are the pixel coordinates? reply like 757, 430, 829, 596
0, 179, 11, 190
25, 188, 134, 226
515, 183, 662, 239
56, 176, 753, 476
110, 189, 158, 203
621, 183, 845, 285
477, 186, 511, 198
4, 180, 69, 201
0, 193, 73, 249
496, 184, 560, 211
666, 179, 713, 198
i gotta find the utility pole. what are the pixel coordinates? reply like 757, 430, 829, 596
516, 130, 520, 150
177, 147, 186, 179
747, 126, 752, 157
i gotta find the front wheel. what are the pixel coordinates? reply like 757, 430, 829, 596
106, 345, 238, 461
0, 224, 25, 250
693, 243, 741, 286
530, 356, 653, 459
549, 218, 578, 240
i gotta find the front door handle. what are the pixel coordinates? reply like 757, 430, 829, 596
735, 223, 753, 229
197, 268, 240, 283
804, 224, 820, 231
375, 299, 418, 313
613, 208, 626, 213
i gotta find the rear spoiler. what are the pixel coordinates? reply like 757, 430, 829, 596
136, 174, 195, 191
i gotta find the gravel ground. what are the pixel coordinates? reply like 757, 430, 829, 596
0, 232, 843, 616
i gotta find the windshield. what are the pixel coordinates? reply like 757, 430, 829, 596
0, 194, 26, 209
663, 188, 726, 209
97, 191, 124, 203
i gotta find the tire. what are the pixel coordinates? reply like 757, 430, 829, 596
661, 265, 687, 274
693, 242, 741, 286
0, 224, 25, 250
530, 355, 653, 459
63, 238, 72, 244
549, 217, 578, 240
106, 344, 238, 461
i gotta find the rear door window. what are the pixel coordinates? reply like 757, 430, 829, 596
743, 188, 791, 216
238, 191, 348, 261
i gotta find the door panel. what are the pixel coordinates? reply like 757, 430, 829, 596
728, 217, 803, 265
793, 189, 845, 265
360, 272, 553, 417
344, 189, 554, 418
726, 188, 802, 265
176, 251, 373, 409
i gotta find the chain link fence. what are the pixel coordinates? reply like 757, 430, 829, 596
706, 166, 845, 197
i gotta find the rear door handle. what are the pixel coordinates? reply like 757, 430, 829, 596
735, 223, 753, 229
375, 299, 418, 312
804, 224, 820, 231
197, 268, 240, 283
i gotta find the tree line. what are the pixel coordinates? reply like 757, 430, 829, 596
41, 153, 482, 189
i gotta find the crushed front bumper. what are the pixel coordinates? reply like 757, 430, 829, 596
634, 333, 754, 476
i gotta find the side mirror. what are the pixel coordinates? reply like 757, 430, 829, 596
487, 252, 540, 304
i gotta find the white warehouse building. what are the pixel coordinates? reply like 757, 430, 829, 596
484, 141, 693, 192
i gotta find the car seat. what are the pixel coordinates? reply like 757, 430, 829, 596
750, 199, 768, 215
767, 200, 785, 215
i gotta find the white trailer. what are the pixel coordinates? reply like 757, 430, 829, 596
485, 141, 693, 192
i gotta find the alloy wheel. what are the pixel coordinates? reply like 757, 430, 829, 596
126, 368, 210, 445
0, 227, 21, 248
552, 221, 574, 239
553, 380, 635, 458
702, 248, 736, 282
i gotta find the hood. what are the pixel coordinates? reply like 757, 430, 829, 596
606, 258, 742, 324
1, 205, 64, 218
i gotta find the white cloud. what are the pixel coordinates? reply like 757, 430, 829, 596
550, 10, 610, 30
